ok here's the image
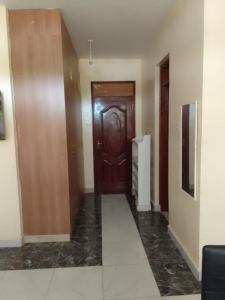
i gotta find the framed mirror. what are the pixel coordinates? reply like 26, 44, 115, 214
182, 103, 196, 197
0, 92, 6, 140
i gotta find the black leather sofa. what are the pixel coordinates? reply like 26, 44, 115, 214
202, 246, 225, 299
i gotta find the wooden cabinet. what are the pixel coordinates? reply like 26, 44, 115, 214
9, 9, 83, 239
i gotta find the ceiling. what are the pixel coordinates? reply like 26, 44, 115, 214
1, 0, 175, 58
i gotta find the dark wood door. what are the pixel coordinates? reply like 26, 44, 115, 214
159, 60, 169, 212
92, 82, 135, 194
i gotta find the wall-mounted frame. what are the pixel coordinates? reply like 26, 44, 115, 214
0, 92, 6, 140
181, 102, 197, 198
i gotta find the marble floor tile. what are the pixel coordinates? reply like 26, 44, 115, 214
163, 295, 201, 299
127, 195, 201, 297
0, 254, 7, 270
138, 227, 171, 242
4, 243, 62, 270
54, 241, 102, 267
0, 269, 53, 300
103, 264, 160, 299
46, 266, 103, 300
0, 193, 201, 299
143, 239, 186, 263
135, 212, 168, 228
148, 254, 201, 296
0, 194, 102, 271
72, 224, 102, 238
103, 240, 148, 266
0, 240, 102, 270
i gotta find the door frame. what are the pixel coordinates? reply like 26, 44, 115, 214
159, 57, 170, 212
91, 81, 136, 194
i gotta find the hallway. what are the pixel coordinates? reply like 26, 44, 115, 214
0, 194, 200, 299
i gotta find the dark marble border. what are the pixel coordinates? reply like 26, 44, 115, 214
127, 195, 201, 297
0, 194, 102, 270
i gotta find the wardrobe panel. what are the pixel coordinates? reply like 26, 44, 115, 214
9, 10, 71, 235
61, 19, 84, 227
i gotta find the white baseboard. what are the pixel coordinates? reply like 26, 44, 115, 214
137, 204, 151, 212
168, 225, 201, 281
24, 234, 70, 243
151, 200, 161, 212
0, 239, 23, 248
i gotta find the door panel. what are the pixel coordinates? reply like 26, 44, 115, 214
92, 83, 135, 194
102, 106, 127, 158
159, 61, 169, 212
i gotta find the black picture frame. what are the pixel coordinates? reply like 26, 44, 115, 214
0, 92, 6, 140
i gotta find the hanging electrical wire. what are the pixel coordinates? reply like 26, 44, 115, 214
88, 39, 94, 65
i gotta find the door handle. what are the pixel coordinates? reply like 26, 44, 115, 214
97, 140, 102, 149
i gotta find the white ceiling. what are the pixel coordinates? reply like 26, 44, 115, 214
1, 0, 175, 58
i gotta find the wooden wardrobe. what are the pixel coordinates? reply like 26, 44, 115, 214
8, 9, 84, 240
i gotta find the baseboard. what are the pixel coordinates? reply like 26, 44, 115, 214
151, 200, 161, 212
0, 239, 23, 248
137, 204, 151, 212
23, 234, 70, 243
168, 225, 200, 281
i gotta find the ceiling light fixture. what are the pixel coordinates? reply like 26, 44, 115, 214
88, 39, 94, 65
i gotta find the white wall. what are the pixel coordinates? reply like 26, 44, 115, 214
142, 59, 155, 135
142, 0, 204, 274
79, 59, 142, 191
200, 0, 225, 258
0, 6, 22, 246
141, 59, 156, 205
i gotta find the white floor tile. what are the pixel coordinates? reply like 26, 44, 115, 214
103, 240, 148, 266
0, 271, 5, 280
102, 223, 140, 243
102, 194, 127, 202
103, 264, 160, 299
46, 267, 103, 300
102, 197, 139, 241
102, 205, 133, 221
0, 269, 53, 300
102, 214, 136, 230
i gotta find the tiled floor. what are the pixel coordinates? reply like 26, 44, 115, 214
0, 268, 200, 300
0, 194, 201, 299
128, 197, 201, 296
102, 194, 160, 299
0, 194, 102, 270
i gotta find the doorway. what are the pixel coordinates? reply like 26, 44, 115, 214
159, 58, 170, 212
92, 81, 135, 194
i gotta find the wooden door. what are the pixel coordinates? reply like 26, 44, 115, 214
159, 60, 169, 212
92, 82, 135, 194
